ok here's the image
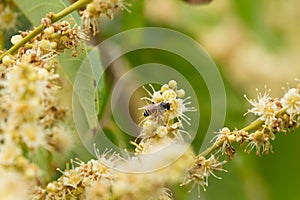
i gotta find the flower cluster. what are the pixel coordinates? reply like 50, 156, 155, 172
107, 80, 196, 199
32, 144, 195, 200
212, 83, 300, 158
80, 0, 130, 35
181, 155, 227, 198
2, 0, 300, 199
0, 17, 87, 198
0, 19, 84, 155
112, 146, 194, 200
183, 82, 300, 198
32, 80, 196, 200
135, 80, 196, 154
244, 85, 300, 128
32, 147, 119, 199
210, 127, 237, 160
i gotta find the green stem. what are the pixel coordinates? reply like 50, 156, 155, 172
199, 138, 225, 157
241, 119, 263, 131
51, 0, 92, 22
199, 107, 288, 157
0, 0, 92, 62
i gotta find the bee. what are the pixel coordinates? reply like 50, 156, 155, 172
143, 102, 171, 117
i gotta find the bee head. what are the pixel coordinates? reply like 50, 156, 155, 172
160, 102, 171, 110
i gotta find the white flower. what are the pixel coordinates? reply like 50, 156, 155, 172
281, 88, 300, 116
10, 35, 23, 45
0, 139, 22, 166
20, 123, 46, 149
245, 88, 280, 126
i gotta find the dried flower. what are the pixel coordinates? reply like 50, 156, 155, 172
211, 127, 236, 160
80, 0, 130, 35
233, 129, 249, 145
246, 130, 274, 156
181, 155, 227, 198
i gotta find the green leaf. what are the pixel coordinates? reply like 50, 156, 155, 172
14, 0, 65, 26
58, 48, 86, 84
14, 0, 81, 26
14, 0, 107, 129
60, 47, 106, 130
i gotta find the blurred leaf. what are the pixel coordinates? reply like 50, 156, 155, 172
232, 0, 260, 28
232, 0, 283, 49
64, 47, 106, 130
57, 49, 85, 83
14, 0, 81, 26
122, 0, 145, 30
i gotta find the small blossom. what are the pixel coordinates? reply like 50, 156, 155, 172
245, 130, 274, 156
44, 26, 55, 36
141, 81, 196, 127
0, 6, 19, 31
245, 88, 282, 127
0, 168, 32, 200
47, 124, 73, 153
1, 55, 14, 66
20, 123, 46, 149
212, 127, 236, 160
281, 88, 300, 116
168, 80, 177, 90
176, 89, 186, 98
0, 139, 22, 166
62, 170, 82, 188
156, 126, 168, 138
38, 146, 118, 199
85, 181, 112, 200
181, 155, 227, 198
11, 34, 23, 45
233, 129, 249, 145
137, 81, 196, 154
81, 0, 130, 35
